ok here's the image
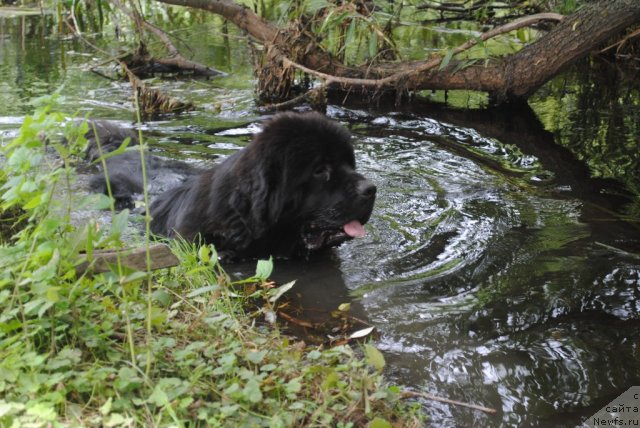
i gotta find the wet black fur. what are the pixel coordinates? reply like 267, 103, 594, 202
149, 112, 376, 259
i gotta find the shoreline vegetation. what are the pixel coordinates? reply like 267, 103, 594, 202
0, 101, 426, 426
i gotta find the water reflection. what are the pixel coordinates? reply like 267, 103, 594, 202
332, 104, 640, 427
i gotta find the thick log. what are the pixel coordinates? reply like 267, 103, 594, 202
151, 0, 640, 102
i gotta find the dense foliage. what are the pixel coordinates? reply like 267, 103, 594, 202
0, 99, 423, 426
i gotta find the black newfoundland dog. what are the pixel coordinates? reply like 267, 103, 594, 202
88, 112, 376, 260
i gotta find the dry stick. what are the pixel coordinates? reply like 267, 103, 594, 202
281, 12, 564, 89
401, 390, 498, 415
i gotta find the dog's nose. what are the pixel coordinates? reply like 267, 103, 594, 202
358, 179, 377, 199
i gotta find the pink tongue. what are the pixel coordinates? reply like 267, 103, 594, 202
343, 220, 366, 238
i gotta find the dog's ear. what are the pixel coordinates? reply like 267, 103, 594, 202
253, 164, 288, 230
265, 164, 290, 225
228, 153, 290, 240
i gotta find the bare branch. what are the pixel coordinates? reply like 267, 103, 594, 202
401, 390, 498, 414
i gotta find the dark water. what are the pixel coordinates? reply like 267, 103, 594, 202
2, 13, 640, 427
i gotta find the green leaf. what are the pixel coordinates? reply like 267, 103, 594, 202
285, 377, 302, 395
198, 245, 211, 263
306, 0, 329, 14
370, 417, 392, 428
47, 347, 82, 370
321, 371, 339, 391
268, 280, 296, 303
186, 284, 219, 298
337, 302, 351, 312
148, 386, 169, 407
121, 271, 148, 284
100, 397, 113, 416
148, 306, 167, 327
105, 413, 130, 427
368, 31, 378, 58
152, 289, 172, 306
91, 137, 133, 163
0, 401, 25, 418
179, 396, 194, 409
517, 28, 527, 43
289, 402, 305, 410
260, 363, 277, 372
115, 367, 142, 392
345, 19, 357, 57
307, 350, 322, 360
26, 402, 57, 421
242, 379, 263, 403
318, 9, 334, 33
364, 344, 385, 372
110, 209, 130, 238
246, 350, 267, 365
254, 257, 273, 280
439, 48, 454, 70
79, 193, 113, 210
220, 404, 239, 416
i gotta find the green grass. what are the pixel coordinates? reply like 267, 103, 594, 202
0, 98, 424, 427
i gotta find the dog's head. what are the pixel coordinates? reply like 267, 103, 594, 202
239, 112, 376, 255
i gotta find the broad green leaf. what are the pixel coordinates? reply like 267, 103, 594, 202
306, 0, 329, 14
286, 377, 302, 395
370, 417, 392, 428
148, 386, 169, 406
246, 350, 267, 365
242, 378, 263, 403
78, 193, 113, 210
198, 245, 211, 263
110, 209, 129, 237
364, 344, 385, 372
25, 402, 57, 421
121, 271, 148, 284
100, 397, 113, 415
439, 48, 454, 70
268, 280, 296, 303
91, 137, 132, 164
186, 284, 219, 298
105, 413, 129, 427
148, 306, 167, 327
254, 257, 273, 280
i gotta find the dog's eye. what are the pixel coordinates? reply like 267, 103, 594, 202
313, 165, 331, 181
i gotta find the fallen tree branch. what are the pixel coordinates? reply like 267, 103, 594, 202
151, 0, 640, 102
401, 390, 498, 415
280, 12, 564, 90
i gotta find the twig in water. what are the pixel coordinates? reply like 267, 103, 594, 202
401, 390, 498, 415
